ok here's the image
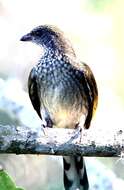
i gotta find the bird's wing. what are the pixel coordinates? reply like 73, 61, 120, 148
28, 68, 42, 119
79, 62, 98, 129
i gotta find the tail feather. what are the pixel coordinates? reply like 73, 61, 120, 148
63, 156, 89, 190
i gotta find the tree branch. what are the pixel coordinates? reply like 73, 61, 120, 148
0, 124, 123, 157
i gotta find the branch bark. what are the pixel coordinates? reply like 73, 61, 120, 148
0, 124, 123, 157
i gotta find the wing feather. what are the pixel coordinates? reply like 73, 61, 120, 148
28, 68, 41, 119
80, 62, 98, 129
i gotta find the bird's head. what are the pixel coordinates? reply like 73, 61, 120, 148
20, 25, 64, 50
20, 25, 75, 56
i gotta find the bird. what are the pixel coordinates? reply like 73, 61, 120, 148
20, 25, 98, 190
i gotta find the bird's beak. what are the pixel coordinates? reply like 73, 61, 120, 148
20, 33, 32, 41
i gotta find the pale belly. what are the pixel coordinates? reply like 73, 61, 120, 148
51, 107, 87, 129
41, 84, 88, 129
40, 88, 87, 128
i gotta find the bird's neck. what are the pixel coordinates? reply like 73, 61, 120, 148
43, 47, 62, 58
41, 34, 76, 60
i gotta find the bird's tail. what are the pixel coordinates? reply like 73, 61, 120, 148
63, 156, 89, 190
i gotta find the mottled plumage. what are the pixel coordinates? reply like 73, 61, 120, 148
20, 25, 98, 190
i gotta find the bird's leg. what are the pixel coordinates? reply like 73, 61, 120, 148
41, 118, 53, 136
72, 114, 86, 143
40, 120, 47, 135
41, 118, 57, 144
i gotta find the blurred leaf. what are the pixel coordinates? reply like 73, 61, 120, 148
0, 169, 24, 190
87, 0, 114, 11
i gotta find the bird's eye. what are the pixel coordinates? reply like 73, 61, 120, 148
31, 30, 41, 37
35, 31, 41, 36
